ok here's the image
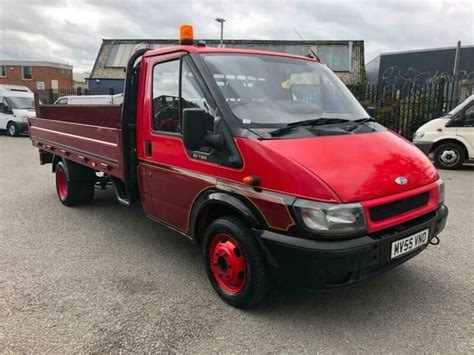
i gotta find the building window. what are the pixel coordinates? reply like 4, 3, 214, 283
22, 66, 33, 80
0, 65, 6, 77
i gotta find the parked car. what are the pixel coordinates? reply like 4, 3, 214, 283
0, 84, 35, 136
54, 93, 123, 106
29, 26, 448, 308
413, 95, 474, 169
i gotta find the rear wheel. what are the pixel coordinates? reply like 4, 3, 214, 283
7, 122, 19, 137
203, 216, 270, 308
55, 161, 95, 206
434, 143, 464, 170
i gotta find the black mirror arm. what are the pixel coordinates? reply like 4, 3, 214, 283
203, 134, 222, 148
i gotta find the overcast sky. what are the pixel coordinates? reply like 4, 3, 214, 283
0, 0, 472, 73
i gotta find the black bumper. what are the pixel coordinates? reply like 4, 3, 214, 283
414, 141, 433, 155
17, 122, 29, 133
255, 205, 448, 290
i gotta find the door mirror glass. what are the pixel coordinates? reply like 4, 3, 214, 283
3, 105, 12, 114
446, 111, 464, 127
464, 106, 474, 126
182, 108, 208, 151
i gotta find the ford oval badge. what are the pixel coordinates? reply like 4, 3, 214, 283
395, 177, 408, 185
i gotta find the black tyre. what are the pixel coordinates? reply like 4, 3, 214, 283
55, 161, 95, 206
433, 143, 464, 170
7, 122, 19, 137
203, 216, 270, 308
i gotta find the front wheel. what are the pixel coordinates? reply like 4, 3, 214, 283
7, 122, 19, 137
203, 216, 270, 308
433, 143, 464, 170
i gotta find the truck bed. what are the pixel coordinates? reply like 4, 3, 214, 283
29, 105, 124, 179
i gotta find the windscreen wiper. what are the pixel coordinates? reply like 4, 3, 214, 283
343, 117, 376, 131
270, 118, 351, 137
353, 117, 376, 123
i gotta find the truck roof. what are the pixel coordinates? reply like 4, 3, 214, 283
143, 45, 322, 64
0, 84, 33, 93
0, 84, 33, 97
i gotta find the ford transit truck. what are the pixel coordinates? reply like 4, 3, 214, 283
29, 26, 448, 307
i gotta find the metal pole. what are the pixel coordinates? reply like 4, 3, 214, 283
453, 41, 462, 103
215, 18, 225, 48
220, 22, 224, 47
453, 40, 461, 75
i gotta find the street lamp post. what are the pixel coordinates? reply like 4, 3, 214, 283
215, 18, 226, 48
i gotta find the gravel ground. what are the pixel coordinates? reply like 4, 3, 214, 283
0, 135, 473, 353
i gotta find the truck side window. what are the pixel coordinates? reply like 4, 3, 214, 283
152, 59, 180, 133
0, 96, 12, 114
181, 58, 215, 132
464, 106, 474, 126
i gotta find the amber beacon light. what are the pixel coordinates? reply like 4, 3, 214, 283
180, 25, 194, 45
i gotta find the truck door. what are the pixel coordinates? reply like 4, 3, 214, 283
457, 103, 474, 158
137, 53, 218, 233
0, 96, 13, 129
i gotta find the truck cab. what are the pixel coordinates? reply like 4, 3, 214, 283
413, 94, 474, 169
0, 84, 35, 136
29, 26, 448, 307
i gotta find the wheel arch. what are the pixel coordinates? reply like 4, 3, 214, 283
431, 138, 469, 160
52, 156, 95, 182
189, 190, 266, 243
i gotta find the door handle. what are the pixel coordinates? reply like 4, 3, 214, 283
145, 140, 152, 156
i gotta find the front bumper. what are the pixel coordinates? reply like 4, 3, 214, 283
16, 121, 29, 133
254, 204, 448, 290
414, 141, 433, 155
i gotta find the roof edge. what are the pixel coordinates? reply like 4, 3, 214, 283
0, 60, 73, 69
99, 38, 364, 44
380, 44, 474, 56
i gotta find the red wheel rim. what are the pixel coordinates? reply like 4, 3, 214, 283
56, 166, 67, 200
209, 233, 246, 294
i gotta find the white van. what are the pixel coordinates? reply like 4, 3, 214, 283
0, 84, 35, 136
413, 94, 474, 169
54, 93, 123, 106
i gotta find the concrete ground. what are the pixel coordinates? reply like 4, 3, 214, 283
0, 135, 473, 353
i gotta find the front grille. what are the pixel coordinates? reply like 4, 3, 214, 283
369, 192, 430, 222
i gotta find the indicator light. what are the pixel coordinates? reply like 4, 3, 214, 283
243, 175, 260, 186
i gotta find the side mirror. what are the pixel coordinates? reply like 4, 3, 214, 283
3, 106, 12, 114
366, 106, 376, 119
182, 108, 208, 151
446, 110, 465, 127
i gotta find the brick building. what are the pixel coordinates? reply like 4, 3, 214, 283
0, 60, 73, 92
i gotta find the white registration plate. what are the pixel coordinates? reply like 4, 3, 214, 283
391, 228, 429, 259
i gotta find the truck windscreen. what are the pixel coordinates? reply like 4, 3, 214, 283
203, 54, 367, 126
5, 97, 35, 110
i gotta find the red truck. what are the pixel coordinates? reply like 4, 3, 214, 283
29, 26, 448, 307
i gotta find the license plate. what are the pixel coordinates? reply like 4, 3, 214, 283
391, 228, 429, 259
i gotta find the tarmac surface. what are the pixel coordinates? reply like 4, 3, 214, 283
1, 135, 473, 353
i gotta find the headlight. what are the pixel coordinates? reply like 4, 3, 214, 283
293, 200, 367, 236
437, 179, 445, 204
413, 132, 425, 141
